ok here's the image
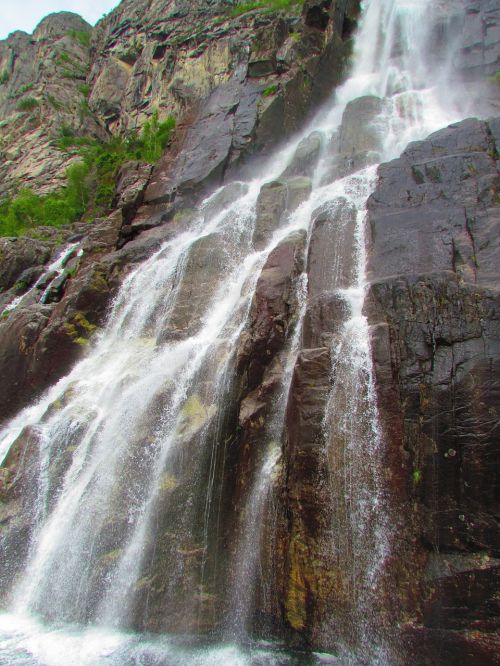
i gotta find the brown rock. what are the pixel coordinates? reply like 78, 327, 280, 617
365, 117, 500, 662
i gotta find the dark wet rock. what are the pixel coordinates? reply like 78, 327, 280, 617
253, 177, 311, 249
303, 0, 331, 31
201, 181, 249, 222
281, 131, 322, 178
253, 181, 289, 250
298, 197, 357, 349
337, 96, 385, 154
238, 230, 306, 391
161, 232, 227, 341
0, 306, 53, 422
145, 78, 260, 206
457, 0, 500, 80
322, 95, 385, 182
40, 272, 69, 304
302, 293, 350, 349
248, 59, 276, 78
285, 176, 313, 211
307, 197, 357, 294
0, 238, 52, 293
364, 116, 500, 665
0, 214, 127, 425
115, 160, 154, 223
366, 118, 499, 287
280, 347, 333, 639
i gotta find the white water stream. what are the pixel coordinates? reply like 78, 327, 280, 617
0, 0, 480, 663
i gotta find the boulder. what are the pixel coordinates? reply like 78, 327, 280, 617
322, 95, 385, 182
253, 177, 312, 249
281, 131, 322, 178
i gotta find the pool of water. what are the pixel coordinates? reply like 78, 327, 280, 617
0, 613, 345, 666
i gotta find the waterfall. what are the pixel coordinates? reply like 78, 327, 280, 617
0, 0, 480, 664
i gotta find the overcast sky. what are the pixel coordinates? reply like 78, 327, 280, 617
0, 1, 121, 40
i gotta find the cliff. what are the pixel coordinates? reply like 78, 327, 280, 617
0, 1, 498, 664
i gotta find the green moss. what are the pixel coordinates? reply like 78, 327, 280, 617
173, 208, 195, 223
159, 473, 179, 492
487, 70, 500, 86
78, 83, 90, 97
16, 97, 39, 112
230, 0, 304, 17
98, 548, 122, 569
73, 312, 96, 333
262, 84, 278, 97
62, 70, 86, 80
67, 29, 91, 48
90, 270, 109, 293
46, 94, 63, 110
230, 1, 260, 15
412, 469, 422, 484
63, 322, 78, 338
56, 52, 71, 65
0, 70, 10, 84
20, 83, 33, 93
13, 280, 28, 293
79, 98, 91, 120
63, 313, 97, 346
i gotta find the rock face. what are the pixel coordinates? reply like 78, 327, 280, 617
0, 13, 104, 198
0, 0, 499, 661
0, 0, 359, 206
364, 117, 500, 665
0, 0, 362, 424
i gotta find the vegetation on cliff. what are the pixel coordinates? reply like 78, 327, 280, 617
230, 0, 305, 17
0, 111, 175, 237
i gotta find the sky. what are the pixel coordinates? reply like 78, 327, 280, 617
0, 1, 121, 40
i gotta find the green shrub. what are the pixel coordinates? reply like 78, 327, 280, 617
67, 30, 91, 48
62, 70, 86, 80
230, 0, 304, 17
79, 99, 91, 120
18, 83, 34, 94
0, 112, 176, 237
230, 2, 260, 16
0, 70, 10, 84
262, 84, 278, 97
56, 52, 71, 65
133, 110, 176, 163
78, 83, 90, 97
16, 97, 39, 112
46, 94, 63, 110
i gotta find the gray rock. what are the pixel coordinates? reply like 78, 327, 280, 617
364, 116, 500, 664
281, 131, 322, 178
253, 180, 288, 250
0, 238, 52, 292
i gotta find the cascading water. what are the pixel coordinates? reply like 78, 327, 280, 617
0, 0, 482, 664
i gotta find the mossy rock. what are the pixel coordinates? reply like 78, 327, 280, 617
176, 394, 217, 441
